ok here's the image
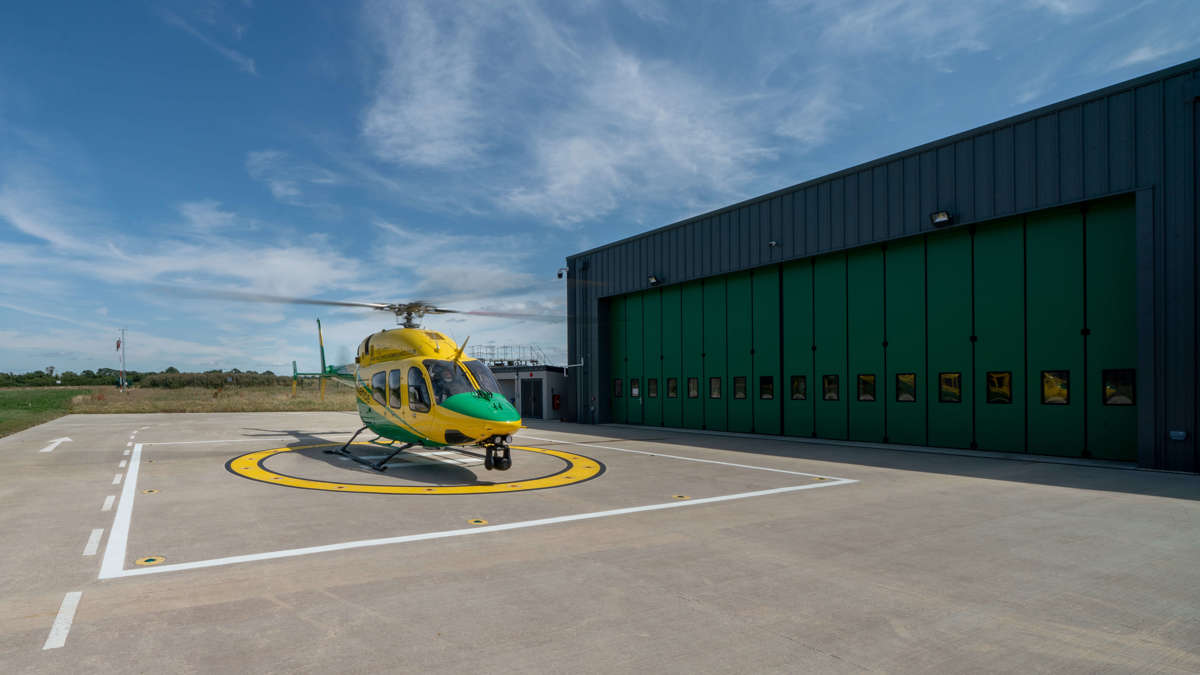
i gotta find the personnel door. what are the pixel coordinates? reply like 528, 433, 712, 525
521, 379, 543, 419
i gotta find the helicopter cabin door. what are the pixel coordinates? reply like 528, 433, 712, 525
407, 366, 432, 415
521, 379, 543, 419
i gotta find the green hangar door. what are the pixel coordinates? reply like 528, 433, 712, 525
604, 195, 1136, 461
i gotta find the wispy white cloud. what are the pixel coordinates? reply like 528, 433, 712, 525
159, 10, 258, 75
178, 199, 237, 231
361, 1, 490, 167
245, 150, 342, 213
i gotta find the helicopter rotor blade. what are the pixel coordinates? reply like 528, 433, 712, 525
154, 285, 392, 310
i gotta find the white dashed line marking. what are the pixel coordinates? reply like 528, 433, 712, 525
82, 529, 104, 556
101, 495, 115, 512
112, 474, 122, 485
123, 449, 130, 456
118, 460, 127, 469
126, 442, 132, 447
42, 592, 82, 650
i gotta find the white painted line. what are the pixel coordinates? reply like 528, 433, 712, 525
123, 449, 130, 456
38, 437, 72, 453
103, 478, 854, 578
101, 495, 115, 512
126, 442, 132, 447
142, 434, 355, 446
112, 474, 122, 485
520, 434, 850, 480
42, 592, 82, 650
118, 460, 127, 469
100, 444, 141, 579
82, 529, 104, 556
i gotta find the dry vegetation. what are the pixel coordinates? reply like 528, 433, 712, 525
69, 384, 356, 414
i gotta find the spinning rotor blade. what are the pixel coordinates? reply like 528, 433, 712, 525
156, 285, 390, 310
156, 285, 565, 322
437, 308, 563, 322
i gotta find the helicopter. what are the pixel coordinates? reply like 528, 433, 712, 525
183, 288, 556, 472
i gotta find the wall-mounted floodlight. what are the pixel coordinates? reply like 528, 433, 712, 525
647, 274, 661, 286
929, 211, 953, 227
768, 240, 778, 248
556, 267, 569, 279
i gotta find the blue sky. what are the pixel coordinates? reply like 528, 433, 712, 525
1, 0, 1196, 375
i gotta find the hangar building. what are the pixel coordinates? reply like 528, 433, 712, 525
564, 58, 1200, 473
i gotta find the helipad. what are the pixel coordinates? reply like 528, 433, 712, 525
1, 411, 1197, 673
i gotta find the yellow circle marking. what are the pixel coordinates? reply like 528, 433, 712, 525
227, 443, 604, 495
468, 518, 488, 525
673, 494, 690, 500
135, 556, 165, 566
142, 488, 158, 494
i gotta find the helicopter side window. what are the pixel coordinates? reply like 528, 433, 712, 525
388, 370, 404, 408
408, 367, 431, 413
371, 371, 386, 405
424, 359, 476, 404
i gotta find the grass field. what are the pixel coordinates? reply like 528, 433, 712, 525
0, 384, 355, 437
0, 388, 93, 437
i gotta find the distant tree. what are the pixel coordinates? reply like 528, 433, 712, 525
164, 366, 179, 374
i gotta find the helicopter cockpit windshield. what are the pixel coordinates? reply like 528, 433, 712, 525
463, 360, 503, 395
424, 359, 476, 404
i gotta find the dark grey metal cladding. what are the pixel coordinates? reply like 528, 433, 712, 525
566, 58, 1199, 472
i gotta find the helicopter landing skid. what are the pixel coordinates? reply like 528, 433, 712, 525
324, 426, 415, 472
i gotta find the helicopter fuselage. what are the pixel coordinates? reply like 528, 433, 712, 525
351, 327, 521, 448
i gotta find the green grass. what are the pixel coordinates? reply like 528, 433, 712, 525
0, 388, 92, 438
0, 384, 356, 438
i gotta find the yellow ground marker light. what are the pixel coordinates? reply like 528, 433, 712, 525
135, 556, 165, 566
225, 443, 604, 495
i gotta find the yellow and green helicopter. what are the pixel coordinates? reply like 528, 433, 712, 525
197, 290, 552, 472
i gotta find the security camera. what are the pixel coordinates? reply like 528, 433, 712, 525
556, 267, 569, 279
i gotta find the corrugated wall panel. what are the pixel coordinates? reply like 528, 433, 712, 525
904, 155, 921, 235
845, 173, 860, 248
806, 185, 819, 253
974, 133, 994, 220
1036, 114, 1060, 206
888, 160, 904, 238
815, 182, 828, 251
1083, 99, 1108, 197
956, 139, 974, 223
938, 144, 956, 219
1014, 120, 1036, 211
1135, 82, 1163, 186
873, 165, 887, 241
920, 150, 937, 233
832, 179, 846, 250
994, 125, 1015, 215
1060, 105, 1084, 203
1109, 91, 1134, 191
1162, 74, 1196, 471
